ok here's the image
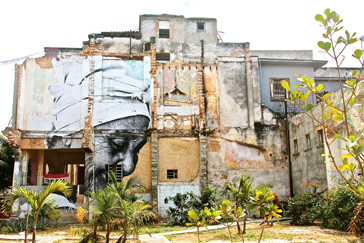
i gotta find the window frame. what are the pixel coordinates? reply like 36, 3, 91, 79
269, 78, 289, 101
197, 22, 205, 32
167, 169, 178, 179
159, 20, 170, 38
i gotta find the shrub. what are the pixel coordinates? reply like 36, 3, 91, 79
320, 181, 363, 232
166, 185, 219, 225
286, 186, 327, 225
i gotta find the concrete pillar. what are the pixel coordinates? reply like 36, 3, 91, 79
21, 150, 29, 186
37, 150, 44, 186
12, 148, 23, 187
151, 132, 159, 213
245, 43, 254, 128
199, 134, 207, 189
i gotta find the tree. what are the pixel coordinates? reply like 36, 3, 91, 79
87, 188, 119, 243
281, 9, 364, 198
0, 135, 14, 191
223, 174, 253, 234
248, 186, 282, 243
1, 180, 72, 243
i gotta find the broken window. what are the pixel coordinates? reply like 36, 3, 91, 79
156, 53, 170, 61
197, 22, 205, 31
293, 139, 298, 154
159, 21, 170, 38
270, 78, 289, 101
106, 164, 123, 183
167, 169, 178, 179
306, 134, 311, 149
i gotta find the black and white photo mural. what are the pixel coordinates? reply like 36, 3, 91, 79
46, 56, 151, 191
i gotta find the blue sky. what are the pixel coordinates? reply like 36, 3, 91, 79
0, 0, 363, 130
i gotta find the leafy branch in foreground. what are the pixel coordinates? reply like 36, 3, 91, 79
281, 8, 364, 198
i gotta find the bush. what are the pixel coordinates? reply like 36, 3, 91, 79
286, 186, 327, 225
166, 185, 219, 225
320, 182, 363, 231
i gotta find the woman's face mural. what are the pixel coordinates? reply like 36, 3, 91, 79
47, 57, 151, 191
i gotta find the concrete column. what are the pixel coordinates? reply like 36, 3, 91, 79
245, 43, 254, 128
199, 134, 207, 189
37, 150, 44, 186
12, 148, 23, 187
151, 132, 159, 213
21, 150, 29, 186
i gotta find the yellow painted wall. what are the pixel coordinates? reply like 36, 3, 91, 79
159, 137, 199, 182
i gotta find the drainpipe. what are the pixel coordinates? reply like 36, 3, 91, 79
129, 30, 132, 58
285, 92, 294, 197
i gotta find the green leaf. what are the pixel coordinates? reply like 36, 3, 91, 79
188, 210, 197, 220
315, 14, 325, 22
331, 115, 343, 121
324, 42, 331, 51
308, 78, 314, 87
330, 107, 341, 115
324, 8, 331, 18
348, 38, 357, 45
337, 36, 343, 44
354, 49, 362, 59
281, 80, 290, 91
342, 154, 352, 159
323, 93, 331, 99
321, 154, 328, 157
352, 70, 358, 77
349, 135, 356, 141
346, 80, 354, 86
318, 84, 323, 91
247, 204, 256, 211
356, 146, 364, 156
305, 103, 315, 112
318, 41, 325, 49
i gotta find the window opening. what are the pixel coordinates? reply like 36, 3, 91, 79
293, 139, 298, 154
197, 22, 205, 31
270, 78, 289, 101
156, 53, 170, 61
167, 169, 178, 179
159, 21, 170, 38
106, 164, 123, 182
318, 130, 324, 144
306, 134, 311, 149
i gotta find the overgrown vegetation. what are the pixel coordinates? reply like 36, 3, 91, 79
0, 135, 14, 191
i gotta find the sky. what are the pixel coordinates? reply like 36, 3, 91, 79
0, 0, 363, 130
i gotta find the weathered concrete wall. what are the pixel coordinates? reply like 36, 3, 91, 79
289, 111, 327, 195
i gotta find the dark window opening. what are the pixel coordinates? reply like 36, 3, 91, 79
167, 169, 178, 179
106, 164, 123, 183
159, 21, 170, 38
270, 78, 289, 101
156, 53, 170, 61
306, 134, 311, 149
318, 130, 324, 144
293, 139, 298, 154
197, 22, 205, 31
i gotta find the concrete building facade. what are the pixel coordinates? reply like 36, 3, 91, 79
3, 14, 327, 216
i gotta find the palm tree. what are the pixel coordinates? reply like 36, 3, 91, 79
106, 172, 146, 201
87, 188, 119, 243
1, 180, 72, 243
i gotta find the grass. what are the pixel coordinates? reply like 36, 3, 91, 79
0, 221, 359, 242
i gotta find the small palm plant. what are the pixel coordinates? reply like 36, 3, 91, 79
248, 187, 282, 243
186, 209, 206, 243
74, 207, 88, 230
219, 199, 237, 243
48, 208, 61, 228
1, 180, 71, 243
130, 200, 156, 239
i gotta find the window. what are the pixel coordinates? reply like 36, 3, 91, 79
318, 130, 324, 144
156, 53, 170, 61
106, 164, 123, 182
270, 78, 289, 101
293, 139, 298, 154
306, 134, 311, 149
159, 21, 170, 38
167, 169, 178, 179
197, 22, 205, 31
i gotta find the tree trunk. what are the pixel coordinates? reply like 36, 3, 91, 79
93, 220, 98, 241
227, 225, 233, 243
106, 223, 111, 243
237, 221, 241, 234
258, 218, 266, 243
32, 220, 37, 243
243, 218, 246, 234
197, 226, 200, 243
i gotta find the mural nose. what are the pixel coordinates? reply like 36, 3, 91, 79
120, 150, 135, 176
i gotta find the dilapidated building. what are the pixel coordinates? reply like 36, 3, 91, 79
3, 14, 327, 215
